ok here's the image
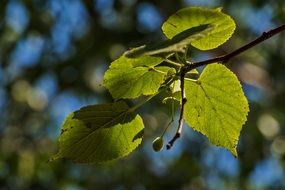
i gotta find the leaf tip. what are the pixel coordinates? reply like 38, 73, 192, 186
230, 148, 238, 158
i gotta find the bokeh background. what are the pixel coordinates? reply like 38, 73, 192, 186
0, 0, 285, 189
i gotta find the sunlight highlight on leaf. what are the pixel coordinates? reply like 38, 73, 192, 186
162, 7, 236, 50
103, 55, 170, 99
184, 64, 249, 156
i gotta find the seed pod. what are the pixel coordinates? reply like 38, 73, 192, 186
152, 137, 164, 152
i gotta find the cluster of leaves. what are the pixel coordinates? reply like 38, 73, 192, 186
51, 7, 249, 163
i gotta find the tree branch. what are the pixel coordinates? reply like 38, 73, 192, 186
185, 23, 285, 72
166, 68, 187, 149
165, 23, 285, 149
166, 24, 285, 149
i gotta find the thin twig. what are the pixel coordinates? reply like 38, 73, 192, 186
185, 23, 285, 72
166, 68, 187, 149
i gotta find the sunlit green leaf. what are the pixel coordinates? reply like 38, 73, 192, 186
162, 7, 236, 50
184, 64, 249, 156
51, 101, 144, 163
103, 55, 170, 99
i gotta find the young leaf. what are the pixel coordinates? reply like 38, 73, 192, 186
126, 24, 214, 58
51, 101, 144, 163
103, 55, 170, 99
170, 79, 181, 93
184, 64, 249, 156
162, 7, 236, 50
162, 80, 182, 104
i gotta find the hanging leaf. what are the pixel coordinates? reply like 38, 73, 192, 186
162, 7, 236, 50
184, 64, 249, 156
103, 55, 170, 99
51, 101, 144, 163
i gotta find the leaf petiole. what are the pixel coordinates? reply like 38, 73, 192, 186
149, 67, 168, 75
164, 58, 182, 67
161, 99, 175, 137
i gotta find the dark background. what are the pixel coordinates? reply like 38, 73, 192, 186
0, 0, 285, 189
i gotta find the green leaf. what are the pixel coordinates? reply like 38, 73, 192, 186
51, 101, 144, 163
162, 7, 236, 50
125, 24, 214, 58
103, 55, 170, 99
184, 64, 249, 156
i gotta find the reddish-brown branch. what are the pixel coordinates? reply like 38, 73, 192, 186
185, 23, 285, 72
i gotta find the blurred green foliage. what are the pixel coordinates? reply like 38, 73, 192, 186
0, 0, 285, 189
